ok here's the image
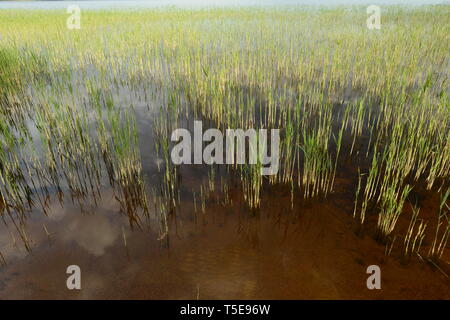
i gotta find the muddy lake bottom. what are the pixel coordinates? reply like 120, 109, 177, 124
0, 168, 448, 300
0, 6, 449, 300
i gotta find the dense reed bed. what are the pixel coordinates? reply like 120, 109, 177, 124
0, 7, 448, 267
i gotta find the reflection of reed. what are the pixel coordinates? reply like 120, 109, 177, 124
429, 188, 450, 260
0, 8, 448, 266
0, 250, 6, 267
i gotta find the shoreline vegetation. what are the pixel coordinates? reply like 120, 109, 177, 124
0, 6, 449, 281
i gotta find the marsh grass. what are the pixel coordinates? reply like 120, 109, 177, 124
429, 187, 450, 260
402, 204, 427, 259
0, 7, 448, 263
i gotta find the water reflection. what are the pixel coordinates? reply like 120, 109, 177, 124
0, 6, 449, 299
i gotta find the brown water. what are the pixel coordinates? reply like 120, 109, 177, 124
0, 81, 449, 299
0, 165, 449, 299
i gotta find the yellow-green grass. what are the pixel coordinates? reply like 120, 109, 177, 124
0, 6, 448, 257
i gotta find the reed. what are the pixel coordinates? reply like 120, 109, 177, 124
0, 7, 448, 263
429, 187, 450, 260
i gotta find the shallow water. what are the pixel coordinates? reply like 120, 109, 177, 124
0, 148, 449, 298
0, 6, 449, 299
0, 73, 449, 299
0, 0, 443, 10
0, 185, 449, 299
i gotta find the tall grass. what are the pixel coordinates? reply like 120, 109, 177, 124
0, 7, 448, 261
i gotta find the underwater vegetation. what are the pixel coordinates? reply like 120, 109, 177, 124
0, 6, 448, 273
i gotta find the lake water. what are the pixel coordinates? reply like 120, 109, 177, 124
0, 1, 449, 300
0, 0, 447, 10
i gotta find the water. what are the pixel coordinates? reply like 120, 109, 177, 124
0, 5, 449, 299
0, 0, 447, 10
1, 169, 448, 298
0, 96, 448, 298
